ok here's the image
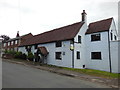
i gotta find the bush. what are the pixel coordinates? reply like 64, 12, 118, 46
4, 50, 27, 60
14, 52, 22, 59
27, 52, 34, 61
14, 52, 27, 60
4, 50, 8, 54
21, 53, 27, 60
4, 50, 17, 55
8, 50, 17, 55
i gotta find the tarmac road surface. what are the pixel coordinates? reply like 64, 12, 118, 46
2, 61, 111, 88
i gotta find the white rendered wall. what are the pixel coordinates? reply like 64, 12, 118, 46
109, 19, 119, 73
74, 23, 88, 69
18, 47, 28, 55
109, 19, 118, 41
110, 41, 120, 73
118, 41, 120, 73
18, 41, 73, 68
85, 32, 111, 72
37, 40, 73, 68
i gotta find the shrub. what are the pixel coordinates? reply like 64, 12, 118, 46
14, 52, 22, 59
4, 50, 17, 55
21, 53, 27, 60
27, 52, 34, 61
8, 50, 17, 55
4, 50, 8, 54
4, 50, 27, 60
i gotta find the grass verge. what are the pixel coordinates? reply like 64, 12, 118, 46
61, 67, 120, 79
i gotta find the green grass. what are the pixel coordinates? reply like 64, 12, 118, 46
6, 58, 120, 79
43, 64, 119, 79
61, 67, 120, 79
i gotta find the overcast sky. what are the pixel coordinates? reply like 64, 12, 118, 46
0, 0, 119, 38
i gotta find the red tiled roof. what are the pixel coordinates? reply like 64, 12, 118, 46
86, 18, 113, 34
19, 33, 33, 46
20, 22, 84, 46
38, 46, 48, 56
21, 33, 33, 39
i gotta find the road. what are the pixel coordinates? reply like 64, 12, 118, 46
2, 61, 110, 88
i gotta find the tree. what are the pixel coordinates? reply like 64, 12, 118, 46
0, 35, 10, 42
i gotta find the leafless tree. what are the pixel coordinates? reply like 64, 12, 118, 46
0, 35, 10, 42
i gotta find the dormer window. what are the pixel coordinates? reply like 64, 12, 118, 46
91, 34, 101, 41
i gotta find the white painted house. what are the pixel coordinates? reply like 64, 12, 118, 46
18, 10, 119, 73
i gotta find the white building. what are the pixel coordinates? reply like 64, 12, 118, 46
18, 10, 119, 73
0, 39, 3, 57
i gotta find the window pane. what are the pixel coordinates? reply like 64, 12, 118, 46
110, 33, 113, 40
77, 51, 80, 59
91, 52, 101, 59
56, 41, 62, 47
78, 36, 81, 43
55, 52, 62, 60
4, 43, 6, 47
15, 40, 17, 44
114, 35, 117, 40
91, 34, 100, 41
8, 42, 10, 46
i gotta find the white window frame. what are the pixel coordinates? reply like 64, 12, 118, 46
91, 33, 101, 41
15, 40, 17, 44
11, 41, 14, 45
8, 42, 10, 46
55, 52, 62, 60
4, 43, 6, 47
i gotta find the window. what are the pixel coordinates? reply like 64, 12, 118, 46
78, 35, 81, 43
4, 43, 6, 47
91, 34, 101, 41
91, 52, 101, 59
114, 35, 117, 40
56, 41, 62, 47
8, 42, 10, 46
110, 32, 113, 40
11, 41, 14, 45
77, 51, 80, 59
55, 52, 62, 60
15, 40, 18, 44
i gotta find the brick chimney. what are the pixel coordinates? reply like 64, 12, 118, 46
16, 31, 20, 37
81, 10, 87, 23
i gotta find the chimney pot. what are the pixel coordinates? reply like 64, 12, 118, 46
16, 31, 20, 37
81, 10, 87, 22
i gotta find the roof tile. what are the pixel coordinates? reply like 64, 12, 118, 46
86, 18, 113, 34
20, 22, 84, 46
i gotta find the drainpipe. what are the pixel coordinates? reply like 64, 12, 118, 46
72, 48, 74, 68
71, 39, 74, 68
108, 31, 112, 73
